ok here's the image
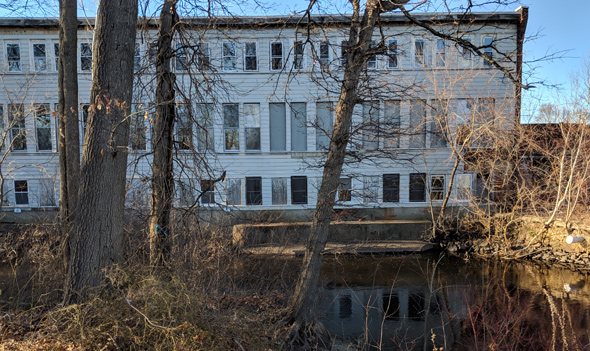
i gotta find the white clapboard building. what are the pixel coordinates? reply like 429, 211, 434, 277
0, 7, 527, 221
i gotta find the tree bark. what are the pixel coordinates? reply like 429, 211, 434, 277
286, 0, 408, 345
57, 0, 80, 264
63, 0, 138, 303
148, 0, 177, 266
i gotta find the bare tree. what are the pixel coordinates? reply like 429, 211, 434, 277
64, 0, 138, 303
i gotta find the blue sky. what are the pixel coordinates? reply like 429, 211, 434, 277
1, 0, 587, 118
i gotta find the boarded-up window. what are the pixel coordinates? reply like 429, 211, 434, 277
246, 177, 262, 205
409, 100, 426, 148
455, 174, 472, 200
383, 174, 400, 203
383, 100, 400, 148
363, 176, 378, 203
316, 102, 333, 151
39, 178, 56, 207
409, 173, 426, 202
196, 104, 214, 152
290, 103, 307, 151
291, 176, 307, 204
226, 179, 242, 205
362, 102, 379, 149
272, 178, 287, 205
270, 103, 286, 151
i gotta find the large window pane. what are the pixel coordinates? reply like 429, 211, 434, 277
291, 176, 307, 204
35, 104, 52, 151
383, 174, 400, 203
246, 177, 262, 205
270, 103, 286, 152
224, 104, 239, 151
316, 102, 333, 151
291, 103, 307, 151
409, 173, 426, 202
244, 103, 260, 151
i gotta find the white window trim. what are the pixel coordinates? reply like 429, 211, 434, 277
243, 41, 258, 72
429, 175, 445, 201
79, 41, 92, 72
293, 40, 305, 70
31, 40, 48, 72
482, 36, 494, 67
413, 38, 428, 69
52, 40, 59, 72
435, 39, 446, 69
387, 39, 399, 70
6, 41, 21, 72
270, 41, 284, 71
317, 41, 330, 70
454, 174, 472, 201
222, 42, 237, 72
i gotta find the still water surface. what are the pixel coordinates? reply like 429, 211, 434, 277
316, 253, 590, 350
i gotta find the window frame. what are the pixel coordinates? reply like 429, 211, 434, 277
383, 174, 400, 203
318, 41, 330, 69
435, 39, 445, 68
414, 38, 427, 68
244, 41, 258, 71
32, 41, 48, 72
293, 41, 304, 70
291, 176, 308, 205
430, 175, 445, 201
14, 180, 29, 206
337, 177, 352, 202
482, 36, 493, 67
409, 173, 426, 203
80, 42, 92, 72
244, 103, 261, 151
200, 179, 215, 205
196, 103, 214, 152
196, 42, 210, 70
8, 104, 26, 151
175, 42, 187, 72
222, 42, 237, 71
129, 104, 147, 151
270, 41, 284, 71
245, 177, 263, 205
223, 103, 240, 151
34, 103, 52, 152
387, 39, 398, 69
175, 104, 193, 150
6, 42, 21, 72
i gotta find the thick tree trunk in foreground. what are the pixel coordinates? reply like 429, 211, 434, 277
57, 0, 80, 263
64, 0, 138, 303
149, 0, 177, 266
286, 1, 408, 348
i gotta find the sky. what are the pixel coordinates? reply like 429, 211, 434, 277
1, 0, 588, 119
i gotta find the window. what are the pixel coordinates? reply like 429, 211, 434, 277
383, 100, 401, 148
39, 178, 56, 207
340, 40, 349, 68
177, 180, 195, 207
134, 44, 141, 71
414, 39, 426, 67
226, 179, 242, 205
272, 178, 288, 205
196, 42, 210, 70
35, 104, 52, 151
223, 104, 239, 151
244, 103, 260, 151
0, 105, 4, 150
388, 40, 398, 68
293, 41, 304, 69
409, 173, 426, 202
318, 42, 330, 69
200, 180, 215, 204
175, 42, 187, 71
316, 102, 333, 151
430, 175, 445, 200
431, 100, 447, 148
129, 104, 146, 150
290, 102, 307, 151
409, 100, 426, 148
477, 98, 495, 123
455, 174, 471, 200
291, 176, 307, 204
362, 101, 379, 149
8, 104, 26, 151
32, 43, 47, 71
222, 42, 236, 71
148, 41, 158, 65
337, 178, 352, 202
176, 104, 192, 150
80, 42, 92, 71
435, 39, 445, 67
245, 177, 262, 205
339, 294, 352, 319
482, 37, 493, 66
14, 180, 28, 205
363, 176, 378, 203
458, 38, 472, 67
7, 43, 20, 71
366, 41, 376, 69
454, 99, 475, 145
383, 174, 400, 203
270, 103, 286, 152
270, 42, 283, 70
383, 293, 400, 320
244, 42, 257, 71
196, 103, 214, 152
80, 104, 89, 143
53, 42, 59, 71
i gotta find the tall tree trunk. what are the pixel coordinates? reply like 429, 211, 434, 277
148, 0, 177, 266
57, 0, 80, 264
63, 0, 138, 303
286, 0, 408, 347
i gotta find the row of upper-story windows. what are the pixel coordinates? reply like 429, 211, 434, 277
0, 97, 495, 154
2, 34, 499, 74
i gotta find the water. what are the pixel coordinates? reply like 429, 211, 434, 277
317, 253, 590, 350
